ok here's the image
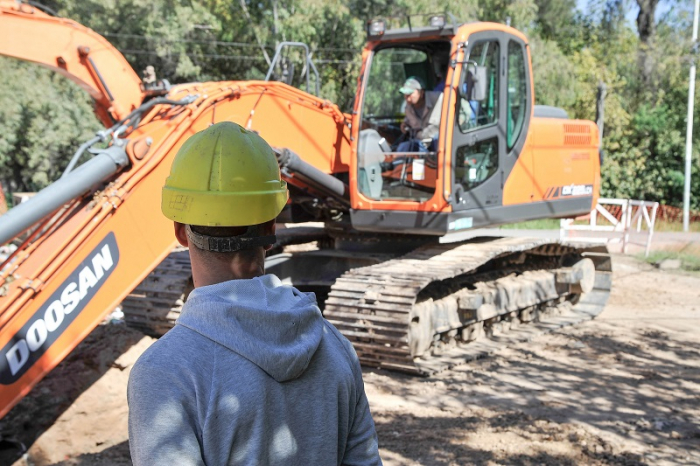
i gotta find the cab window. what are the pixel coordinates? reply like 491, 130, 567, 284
362, 48, 428, 123
454, 137, 499, 191
457, 41, 499, 132
507, 41, 528, 148
357, 45, 447, 203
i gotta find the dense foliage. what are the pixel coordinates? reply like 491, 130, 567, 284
0, 0, 697, 209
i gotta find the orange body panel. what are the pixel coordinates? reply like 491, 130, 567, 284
504, 118, 601, 206
0, 0, 144, 125
202, 82, 352, 174
0, 96, 189, 417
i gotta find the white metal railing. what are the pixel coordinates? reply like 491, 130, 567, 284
560, 198, 660, 256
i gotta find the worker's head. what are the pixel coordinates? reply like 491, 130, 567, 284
161, 121, 288, 281
399, 77, 425, 106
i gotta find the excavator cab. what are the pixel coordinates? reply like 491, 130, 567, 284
350, 17, 546, 236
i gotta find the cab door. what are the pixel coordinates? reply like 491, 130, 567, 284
450, 31, 531, 222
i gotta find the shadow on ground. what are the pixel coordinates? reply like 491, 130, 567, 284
367, 319, 700, 465
47, 441, 131, 466
374, 410, 648, 465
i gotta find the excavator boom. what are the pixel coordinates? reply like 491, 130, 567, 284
0, 79, 351, 418
0, 0, 144, 125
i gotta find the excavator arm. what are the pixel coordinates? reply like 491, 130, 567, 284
0, 76, 352, 418
0, 0, 145, 126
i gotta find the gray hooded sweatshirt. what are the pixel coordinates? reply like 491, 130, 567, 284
128, 274, 381, 466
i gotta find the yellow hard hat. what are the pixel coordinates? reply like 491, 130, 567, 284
161, 121, 288, 226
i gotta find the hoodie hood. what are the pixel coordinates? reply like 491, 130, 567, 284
177, 274, 323, 382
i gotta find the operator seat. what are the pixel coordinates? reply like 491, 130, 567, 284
358, 129, 387, 199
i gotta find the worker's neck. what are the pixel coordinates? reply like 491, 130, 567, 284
189, 251, 265, 288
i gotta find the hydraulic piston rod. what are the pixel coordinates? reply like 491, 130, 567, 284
0, 145, 129, 246
275, 147, 349, 204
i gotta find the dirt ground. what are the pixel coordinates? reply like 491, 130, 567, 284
1, 253, 698, 466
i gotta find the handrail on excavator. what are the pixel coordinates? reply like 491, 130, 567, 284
265, 42, 321, 96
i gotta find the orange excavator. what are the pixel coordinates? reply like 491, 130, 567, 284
0, 2, 611, 418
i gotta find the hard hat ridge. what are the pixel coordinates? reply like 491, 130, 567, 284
161, 121, 289, 229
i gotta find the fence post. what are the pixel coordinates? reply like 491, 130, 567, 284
645, 202, 659, 257
591, 205, 598, 228
622, 200, 631, 254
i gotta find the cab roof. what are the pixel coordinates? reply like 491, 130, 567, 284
366, 14, 463, 42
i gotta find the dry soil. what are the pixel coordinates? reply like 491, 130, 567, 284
1, 253, 698, 466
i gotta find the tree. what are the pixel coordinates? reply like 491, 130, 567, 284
54, 0, 222, 82
477, 0, 538, 30
534, 0, 576, 39
0, 58, 101, 193
636, 0, 659, 97
529, 36, 578, 108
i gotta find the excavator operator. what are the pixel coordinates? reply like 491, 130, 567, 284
127, 122, 382, 466
397, 76, 441, 153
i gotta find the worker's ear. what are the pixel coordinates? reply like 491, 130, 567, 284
174, 222, 188, 247
263, 220, 276, 251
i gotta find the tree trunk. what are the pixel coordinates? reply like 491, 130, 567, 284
636, 0, 659, 98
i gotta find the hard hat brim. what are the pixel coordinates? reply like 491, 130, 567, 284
162, 181, 288, 226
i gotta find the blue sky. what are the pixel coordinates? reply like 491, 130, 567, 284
575, 0, 685, 27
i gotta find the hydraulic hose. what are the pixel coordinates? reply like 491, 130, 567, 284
61, 95, 197, 178
61, 133, 107, 178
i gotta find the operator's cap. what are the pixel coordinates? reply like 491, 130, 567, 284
399, 77, 424, 95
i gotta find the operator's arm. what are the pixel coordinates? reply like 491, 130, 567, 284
417, 124, 439, 141
400, 117, 409, 134
128, 355, 205, 466
402, 103, 419, 135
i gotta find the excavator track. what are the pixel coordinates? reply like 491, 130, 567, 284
323, 237, 611, 376
121, 249, 193, 337
122, 236, 611, 376
121, 226, 329, 336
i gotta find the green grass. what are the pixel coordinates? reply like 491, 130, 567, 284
652, 220, 700, 232
500, 218, 700, 232
639, 250, 700, 272
499, 219, 561, 230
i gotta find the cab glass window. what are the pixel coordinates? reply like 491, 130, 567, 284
457, 41, 499, 133
454, 137, 499, 191
362, 48, 428, 121
507, 41, 528, 148
357, 47, 440, 203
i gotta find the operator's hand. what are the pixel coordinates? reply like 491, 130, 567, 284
400, 121, 409, 133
